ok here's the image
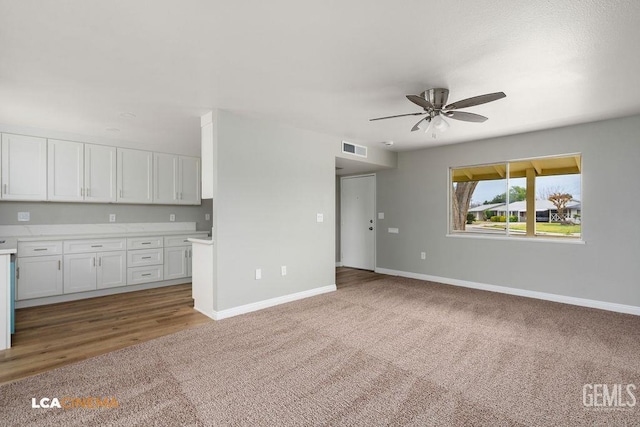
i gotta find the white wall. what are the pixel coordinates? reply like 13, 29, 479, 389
376, 115, 640, 307
214, 111, 335, 311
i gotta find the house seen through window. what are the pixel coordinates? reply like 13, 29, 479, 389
450, 154, 582, 239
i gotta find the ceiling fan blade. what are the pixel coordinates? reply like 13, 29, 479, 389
369, 112, 424, 121
444, 92, 506, 110
411, 116, 430, 132
406, 95, 434, 110
443, 111, 488, 123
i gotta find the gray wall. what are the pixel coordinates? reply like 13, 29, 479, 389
0, 200, 213, 231
215, 110, 335, 310
376, 114, 640, 307
335, 177, 341, 263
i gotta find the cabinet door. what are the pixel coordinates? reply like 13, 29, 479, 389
16, 255, 63, 300
85, 143, 117, 202
178, 156, 200, 205
117, 148, 153, 203
153, 153, 179, 204
64, 253, 97, 294
47, 139, 84, 202
1, 133, 47, 200
97, 251, 126, 289
164, 246, 188, 280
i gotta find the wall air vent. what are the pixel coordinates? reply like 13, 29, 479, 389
342, 141, 367, 158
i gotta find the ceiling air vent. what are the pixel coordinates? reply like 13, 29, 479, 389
342, 141, 367, 158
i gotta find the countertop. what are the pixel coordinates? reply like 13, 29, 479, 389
188, 237, 213, 245
11, 230, 210, 242
0, 238, 17, 255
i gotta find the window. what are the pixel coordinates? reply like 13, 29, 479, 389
450, 154, 582, 239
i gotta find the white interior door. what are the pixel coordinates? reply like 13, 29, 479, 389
341, 175, 375, 270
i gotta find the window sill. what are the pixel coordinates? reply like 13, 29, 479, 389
446, 233, 586, 245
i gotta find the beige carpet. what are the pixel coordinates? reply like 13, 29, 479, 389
1, 274, 639, 426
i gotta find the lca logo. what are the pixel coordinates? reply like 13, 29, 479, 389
31, 397, 119, 409
583, 384, 637, 409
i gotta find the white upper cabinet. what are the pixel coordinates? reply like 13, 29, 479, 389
179, 156, 201, 205
85, 143, 116, 202
47, 139, 84, 202
153, 153, 179, 204
117, 148, 153, 204
1, 133, 47, 200
153, 154, 200, 205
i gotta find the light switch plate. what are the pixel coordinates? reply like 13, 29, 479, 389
205, 213, 211, 221
281, 265, 287, 276
255, 268, 262, 280
17, 212, 30, 222
169, 214, 176, 222
388, 227, 399, 234
316, 213, 324, 223
378, 212, 384, 219
109, 214, 116, 223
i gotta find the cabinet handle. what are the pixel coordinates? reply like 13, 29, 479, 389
3, 184, 6, 194
119, 189, 123, 198
175, 192, 178, 200
142, 256, 152, 259
34, 248, 47, 251
93, 257, 96, 267
99, 257, 102, 266
81, 187, 84, 197
189, 249, 192, 258
141, 273, 152, 277
58, 260, 61, 270
141, 242, 151, 245
86, 188, 90, 197
16, 267, 19, 279
91, 245, 103, 248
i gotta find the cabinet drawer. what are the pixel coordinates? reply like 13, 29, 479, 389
127, 248, 163, 267
127, 265, 163, 285
17, 241, 63, 257
127, 236, 163, 250
164, 233, 208, 248
64, 238, 126, 254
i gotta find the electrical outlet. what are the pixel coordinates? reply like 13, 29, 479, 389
17, 212, 30, 222
255, 268, 262, 280
109, 214, 116, 223
169, 214, 175, 222
316, 213, 324, 223
205, 213, 211, 221
421, 252, 426, 260
281, 265, 287, 276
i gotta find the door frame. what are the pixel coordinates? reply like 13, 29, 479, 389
339, 173, 376, 271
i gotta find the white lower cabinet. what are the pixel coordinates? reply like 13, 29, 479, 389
64, 250, 127, 294
164, 246, 189, 280
127, 265, 163, 285
97, 251, 127, 289
64, 253, 97, 294
16, 255, 63, 300
15, 232, 207, 303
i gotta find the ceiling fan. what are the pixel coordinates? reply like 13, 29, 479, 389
370, 88, 506, 135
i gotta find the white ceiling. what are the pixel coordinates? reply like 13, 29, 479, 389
2, 1, 640, 152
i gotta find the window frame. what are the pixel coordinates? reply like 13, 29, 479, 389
447, 153, 584, 243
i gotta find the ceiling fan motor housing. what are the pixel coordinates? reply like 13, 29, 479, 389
420, 88, 449, 111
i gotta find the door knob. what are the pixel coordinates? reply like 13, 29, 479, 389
369, 227, 373, 231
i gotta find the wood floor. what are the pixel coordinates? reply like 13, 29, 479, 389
0, 284, 211, 384
0, 268, 379, 385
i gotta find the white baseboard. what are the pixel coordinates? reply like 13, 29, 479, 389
375, 267, 640, 316
335, 262, 343, 267
207, 284, 337, 321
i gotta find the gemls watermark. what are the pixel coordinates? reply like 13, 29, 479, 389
31, 397, 119, 410
583, 384, 637, 409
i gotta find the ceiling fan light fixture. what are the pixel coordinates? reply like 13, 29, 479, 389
432, 114, 449, 132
